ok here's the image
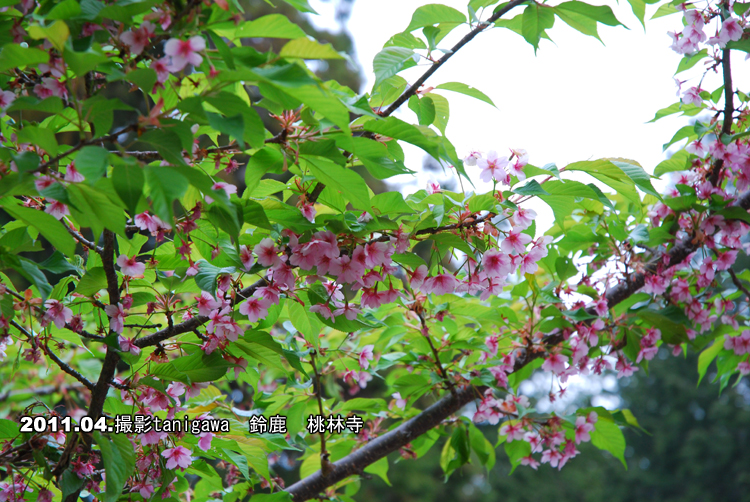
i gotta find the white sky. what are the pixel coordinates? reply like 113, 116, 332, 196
307, 0, 750, 231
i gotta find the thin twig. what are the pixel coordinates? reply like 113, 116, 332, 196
9, 320, 95, 391
728, 268, 750, 303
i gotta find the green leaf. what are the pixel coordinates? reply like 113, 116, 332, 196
151, 350, 234, 384
0, 419, 20, 440
364, 456, 391, 486
405, 4, 466, 32
434, 82, 496, 107
697, 340, 724, 385
67, 184, 126, 238
94, 431, 135, 502
60, 469, 85, 500
409, 95, 436, 126
370, 192, 413, 215
145, 166, 189, 223
522, 3, 555, 52
590, 418, 627, 467
654, 150, 691, 177
75, 267, 107, 296
513, 179, 549, 196
234, 14, 307, 39
46, 0, 82, 19
194, 260, 236, 293
565, 159, 640, 204
75, 146, 110, 184
503, 436, 531, 473
140, 129, 188, 167
28, 21, 70, 52
675, 49, 709, 75
425, 92, 449, 134
469, 423, 496, 471
373, 47, 417, 91
717, 206, 750, 225
126, 68, 157, 93
305, 158, 371, 209
363, 117, 440, 159
245, 148, 285, 196
0, 199, 77, 256
16, 126, 58, 157
637, 310, 688, 345
553, 1, 624, 41
112, 161, 144, 216
280, 37, 343, 59
207, 112, 245, 149
0, 44, 50, 72
626, 0, 646, 28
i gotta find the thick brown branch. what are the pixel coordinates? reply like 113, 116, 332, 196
285, 384, 482, 501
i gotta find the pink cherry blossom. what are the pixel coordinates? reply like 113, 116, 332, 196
254, 238, 281, 268
513, 207, 536, 229
574, 416, 595, 444
0, 90, 15, 115
485, 334, 499, 356
501, 229, 532, 254
43, 299, 72, 329
239, 296, 270, 323
426, 180, 441, 194
422, 273, 459, 295
721, 17, 743, 42
310, 303, 334, 320
500, 421, 525, 442
359, 345, 374, 370
333, 302, 362, 320
205, 181, 237, 204
120, 21, 155, 55
151, 58, 170, 84
239, 245, 254, 272
482, 249, 511, 278
164, 36, 206, 72
300, 203, 316, 223
162, 445, 193, 470
463, 150, 482, 166
392, 392, 407, 409
118, 336, 141, 356
682, 87, 702, 107
477, 150, 510, 184
410, 264, 428, 290
64, 163, 85, 182
116, 254, 145, 277
542, 353, 568, 375
104, 303, 125, 333
45, 200, 70, 219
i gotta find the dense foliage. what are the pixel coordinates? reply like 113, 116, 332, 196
0, 0, 749, 501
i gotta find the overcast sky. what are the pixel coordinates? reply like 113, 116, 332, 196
305, 0, 750, 231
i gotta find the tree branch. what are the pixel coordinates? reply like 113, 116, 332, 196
381, 0, 528, 117
285, 384, 482, 501
728, 268, 750, 303
9, 320, 96, 391
708, 46, 734, 186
